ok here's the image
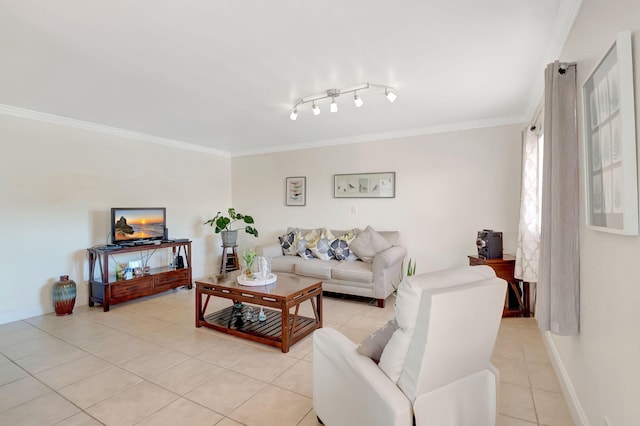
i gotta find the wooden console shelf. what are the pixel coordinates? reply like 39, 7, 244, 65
88, 241, 192, 311
468, 254, 530, 318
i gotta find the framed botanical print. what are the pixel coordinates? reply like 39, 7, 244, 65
285, 177, 306, 206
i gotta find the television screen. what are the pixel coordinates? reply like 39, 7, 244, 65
111, 207, 166, 243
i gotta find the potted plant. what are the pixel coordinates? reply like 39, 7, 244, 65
392, 258, 417, 297
204, 208, 259, 247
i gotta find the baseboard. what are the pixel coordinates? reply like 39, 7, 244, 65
542, 331, 590, 426
0, 305, 48, 325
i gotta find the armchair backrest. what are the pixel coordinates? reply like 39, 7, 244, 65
398, 277, 506, 402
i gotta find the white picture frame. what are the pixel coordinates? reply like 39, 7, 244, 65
582, 31, 638, 235
334, 172, 395, 198
285, 176, 306, 206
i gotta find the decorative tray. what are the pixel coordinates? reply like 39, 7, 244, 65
237, 273, 277, 286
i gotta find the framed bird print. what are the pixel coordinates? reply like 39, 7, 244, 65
334, 172, 395, 198
286, 176, 306, 206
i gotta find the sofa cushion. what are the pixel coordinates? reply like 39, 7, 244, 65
331, 260, 373, 283
278, 229, 299, 256
295, 258, 339, 280
271, 255, 304, 273
308, 228, 336, 260
357, 318, 398, 363
349, 226, 392, 263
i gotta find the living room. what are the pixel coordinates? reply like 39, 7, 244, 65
2, 0, 639, 425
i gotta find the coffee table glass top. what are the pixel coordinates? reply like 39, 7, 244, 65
195, 270, 321, 297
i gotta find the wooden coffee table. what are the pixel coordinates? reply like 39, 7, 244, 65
195, 271, 323, 353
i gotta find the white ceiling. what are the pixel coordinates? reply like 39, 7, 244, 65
0, 0, 581, 156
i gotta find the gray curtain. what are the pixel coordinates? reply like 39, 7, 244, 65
537, 61, 580, 335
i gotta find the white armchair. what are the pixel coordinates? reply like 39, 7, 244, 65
313, 266, 507, 426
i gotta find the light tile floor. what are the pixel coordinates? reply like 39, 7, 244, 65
0, 288, 574, 425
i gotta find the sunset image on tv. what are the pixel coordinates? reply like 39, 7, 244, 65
114, 209, 165, 240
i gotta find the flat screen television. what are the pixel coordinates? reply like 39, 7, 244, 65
111, 207, 166, 244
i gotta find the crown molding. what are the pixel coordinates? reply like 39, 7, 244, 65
0, 104, 230, 157
525, 0, 584, 120
231, 114, 528, 157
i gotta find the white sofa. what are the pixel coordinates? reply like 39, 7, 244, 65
255, 227, 406, 308
313, 265, 507, 426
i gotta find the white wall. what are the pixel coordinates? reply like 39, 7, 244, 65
0, 114, 231, 324
231, 124, 523, 275
545, 1, 640, 425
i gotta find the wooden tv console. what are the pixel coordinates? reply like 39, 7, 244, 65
87, 241, 192, 312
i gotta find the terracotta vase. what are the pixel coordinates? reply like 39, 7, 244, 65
52, 275, 76, 316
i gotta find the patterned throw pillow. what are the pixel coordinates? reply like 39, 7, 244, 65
278, 229, 299, 256
296, 229, 318, 259
330, 229, 358, 261
308, 228, 336, 260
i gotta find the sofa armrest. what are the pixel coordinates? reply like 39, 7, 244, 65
374, 245, 407, 270
313, 328, 412, 426
255, 242, 283, 258
372, 245, 408, 299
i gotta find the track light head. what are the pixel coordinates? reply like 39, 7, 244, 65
354, 92, 364, 108
290, 108, 298, 120
312, 102, 320, 115
385, 88, 397, 103
330, 99, 338, 112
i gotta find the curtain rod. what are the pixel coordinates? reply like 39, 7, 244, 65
530, 106, 543, 131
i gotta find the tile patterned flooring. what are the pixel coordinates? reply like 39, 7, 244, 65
0, 287, 574, 425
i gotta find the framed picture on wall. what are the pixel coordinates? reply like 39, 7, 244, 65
582, 31, 638, 235
334, 172, 395, 198
285, 176, 306, 206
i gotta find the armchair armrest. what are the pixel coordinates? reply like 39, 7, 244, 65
255, 242, 283, 258
313, 328, 412, 426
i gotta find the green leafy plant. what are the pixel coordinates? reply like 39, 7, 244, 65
204, 208, 259, 237
242, 249, 257, 278
392, 258, 417, 296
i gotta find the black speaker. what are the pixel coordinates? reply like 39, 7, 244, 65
175, 255, 184, 269
476, 229, 503, 259
163, 227, 169, 240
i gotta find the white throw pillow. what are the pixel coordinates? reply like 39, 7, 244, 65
378, 276, 422, 383
348, 225, 392, 263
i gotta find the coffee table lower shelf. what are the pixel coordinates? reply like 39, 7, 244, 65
199, 305, 318, 352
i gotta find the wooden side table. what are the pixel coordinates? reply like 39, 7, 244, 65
468, 254, 530, 318
220, 245, 239, 274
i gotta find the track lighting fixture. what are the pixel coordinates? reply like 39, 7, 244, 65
385, 88, 397, 103
353, 92, 364, 108
289, 82, 396, 120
